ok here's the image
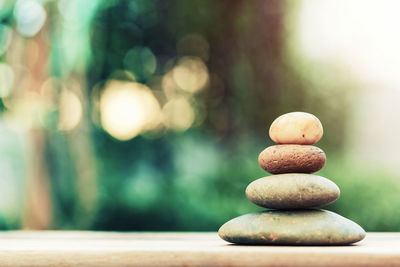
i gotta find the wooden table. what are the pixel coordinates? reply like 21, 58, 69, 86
0, 231, 398, 266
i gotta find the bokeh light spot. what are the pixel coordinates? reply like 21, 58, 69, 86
162, 96, 195, 131
172, 57, 209, 94
123, 46, 157, 82
109, 69, 136, 81
0, 24, 12, 56
14, 0, 46, 37
177, 34, 210, 61
5, 92, 50, 129
161, 71, 179, 100
0, 63, 14, 98
100, 80, 161, 141
57, 0, 81, 28
58, 89, 82, 131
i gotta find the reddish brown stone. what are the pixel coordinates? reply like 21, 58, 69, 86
258, 145, 326, 174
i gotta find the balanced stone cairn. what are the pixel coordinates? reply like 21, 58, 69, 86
219, 112, 366, 245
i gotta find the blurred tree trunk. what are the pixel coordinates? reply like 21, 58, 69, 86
47, 0, 99, 228
14, 3, 100, 228
24, 130, 52, 229
21, 29, 52, 229
66, 76, 99, 229
205, 0, 305, 138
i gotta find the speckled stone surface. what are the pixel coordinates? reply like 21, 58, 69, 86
246, 174, 340, 209
269, 112, 323, 145
218, 209, 366, 245
258, 145, 326, 174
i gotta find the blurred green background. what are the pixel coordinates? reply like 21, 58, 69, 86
0, 0, 399, 231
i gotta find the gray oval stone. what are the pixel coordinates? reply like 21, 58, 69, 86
218, 209, 366, 245
246, 174, 340, 209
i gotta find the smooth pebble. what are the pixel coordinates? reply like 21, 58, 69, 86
258, 145, 326, 174
218, 209, 366, 245
269, 112, 323, 145
246, 174, 340, 209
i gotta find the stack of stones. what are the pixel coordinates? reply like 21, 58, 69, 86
219, 112, 366, 245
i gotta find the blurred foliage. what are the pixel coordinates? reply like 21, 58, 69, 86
0, 0, 398, 232
320, 156, 400, 232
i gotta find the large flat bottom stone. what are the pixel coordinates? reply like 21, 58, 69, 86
218, 209, 366, 245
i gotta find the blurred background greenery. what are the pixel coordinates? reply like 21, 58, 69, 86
0, 0, 399, 231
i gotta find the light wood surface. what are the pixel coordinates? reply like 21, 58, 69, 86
0, 231, 398, 266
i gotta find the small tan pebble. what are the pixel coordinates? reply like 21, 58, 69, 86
269, 112, 323, 145
258, 145, 326, 174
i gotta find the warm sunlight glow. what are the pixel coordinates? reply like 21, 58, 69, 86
298, 0, 400, 85
297, 0, 400, 168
